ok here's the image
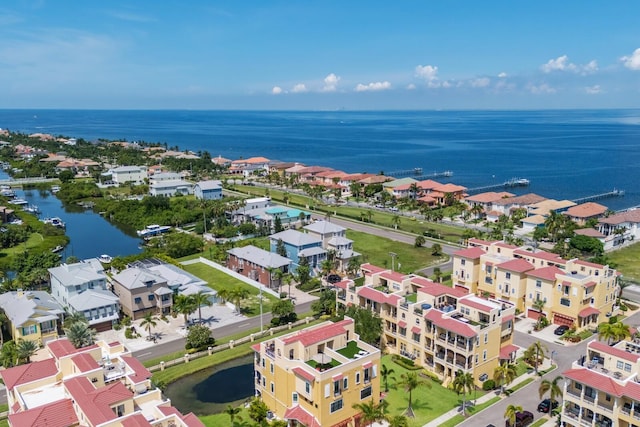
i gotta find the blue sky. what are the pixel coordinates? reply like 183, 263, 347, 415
1, 1, 639, 110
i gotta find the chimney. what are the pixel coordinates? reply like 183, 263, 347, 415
16, 288, 24, 298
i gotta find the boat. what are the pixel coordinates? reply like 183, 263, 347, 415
98, 254, 113, 263
42, 217, 66, 228
51, 185, 60, 194
1, 189, 15, 198
9, 198, 28, 205
51, 245, 64, 253
23, 204, 40, 214
137, 224, 171, 237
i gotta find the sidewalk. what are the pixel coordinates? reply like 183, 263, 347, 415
423, 358, 554, 427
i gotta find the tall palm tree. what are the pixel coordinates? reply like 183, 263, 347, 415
380, 364, 396, 392
598, 322, 616, 344
64, 321, 96, 348
493, 363, 517, 395
64, 310, 88, 328
452, 370, 475, 416
140, 312, 158, 338
173, 294, 196, 326
352, 399, 388, 427
612, 321, 631, 342
192, 291, 213, 323
386, 415, 409, 427
398, 371, 428, 417
539, 375, 563, 403
504, 404, 523, 427
528, 341, 547, 374
230, 288, 250, 314
320, 259, 333, 279
392, 214, 401, 230
224, 404, 242, 426
16, 339, 38, 364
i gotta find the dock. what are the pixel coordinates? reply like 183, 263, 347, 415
572, 189, 625, 204
386, 168, 453, 178
467, 178, 530, 194
0, 177, 58, 187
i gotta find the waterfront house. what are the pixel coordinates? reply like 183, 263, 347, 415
106, 165, 148, 186
0, 337, 205, 427
381, 177, 417, 198
49, 258, 120, 332
336, 264, 517, 387
297, 165, 335, 182
227, 245, 291, 289
491, 193, 547, 216
194, 179, 223, 200
149, 172, 193, 197
0, 206, 15, 223
268, 160, 298, 176
252, 318, 381, 427
229, 196, 272, 224
229, 156, 271, 176
598, 209, 640, 250
527, 199, 576, 216
304, 220, 361, 271
128, 258, 215, 297
269, 229, 326, 274
0, 290, 64, 346
110, 268, 173, 319
563, 202, 608, 226
212, 155, 232, 167
284, 162, 308, 176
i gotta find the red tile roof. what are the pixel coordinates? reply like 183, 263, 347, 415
563, 367, 625, 396
433, 183, 467, 193
8, 398, 78, 427
574, 228, 605, 238
578, 307, 600, 317
599, 210, 640, 225
380, 271, 408, 283
293, 367, 316, 383
333, 279, 352, 290
582, 281, 597, 288
71, 353, 100, 373
465, 191, 514, 203
412, 276, 468, 297
493, 193, 547, 206
122, 355, 152, 383
424, 310, 476, 338
47, 338, 98, 359
357, 286, 389, 304
564, 202, 607, 218
0, 358, 57, 390
514, 249, 565, 264
284, 405, 322, 427
361, 263, 388, 275
502, 314, 515, 323
65, 376, 133, 426
282, 319, 352, 346
588, 340, 640, 363
499, 344, 520, 359
453, 246, 486, 259
461, 298, 494, 312
468, 238, 493, 247
121, 413, 153, 427
574, 259, 605, 269
251, 343, 261, 352
183, 413, 207, 427
497, 258, 534, 273
527, 265, 564, 281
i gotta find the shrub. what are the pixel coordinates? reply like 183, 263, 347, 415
124, 327, 136, 339
391, 354, 421, 370
482, 379, 496, 391
122, 316, 132, 327
185, 324, 215, 351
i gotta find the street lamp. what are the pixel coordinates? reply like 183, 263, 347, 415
389, 252, 397, 271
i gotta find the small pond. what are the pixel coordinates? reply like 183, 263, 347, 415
163, 354, 255, 415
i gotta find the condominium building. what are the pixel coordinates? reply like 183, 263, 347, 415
452, 239, 619, 330
0, 337, 204, 427
252, 318, 381, 427
561, 337, 640, 427
335, 264, 517, 387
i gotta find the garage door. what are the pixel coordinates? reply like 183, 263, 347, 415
553, 313, 574, 326
527, 309, 542, 320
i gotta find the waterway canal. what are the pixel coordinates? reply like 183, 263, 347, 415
164, 354, 255, 415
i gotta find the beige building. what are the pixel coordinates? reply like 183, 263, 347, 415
110, 268, 173, 319
452, 239, 619, 330
335, 264, 517, 387
252, 318, 380, 427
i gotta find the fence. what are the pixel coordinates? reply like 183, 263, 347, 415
148, 316, 315, 372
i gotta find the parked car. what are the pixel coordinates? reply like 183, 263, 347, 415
537, 399, 559, 413
327, 274, 342, 284
505, 411, 534, 427
554, 325, 570, 336
389, 206, 399, 212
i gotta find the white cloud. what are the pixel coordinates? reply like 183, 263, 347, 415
498, 72, 507, 78
415, 64, 438, 81
585, 85, 602, 94
621, 48, 640, 70
540, 55, 598, 74
528, 83, 556, 94
406, 83, 416, 90
354, 81, 391, 92
322, 73, 340, 92
292, 83, 307, 93
470, 77, 490, 88
271, 86, 283, 95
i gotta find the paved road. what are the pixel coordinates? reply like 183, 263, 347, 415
461, 310, 640, 426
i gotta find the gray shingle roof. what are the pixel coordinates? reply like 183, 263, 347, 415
111, 268, 166, 290
67, 289, 119, 311
196, 180, 222, 191
0, 291, 64, 327
304, 220, 345, 235
227, 245, 291, 269
48, 258, 106, 287
269, 229, 321, 247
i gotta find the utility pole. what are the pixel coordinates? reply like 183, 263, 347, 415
389, 252, 397, 271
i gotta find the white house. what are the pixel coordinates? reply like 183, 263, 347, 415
107, 166, 148, 185
194, 180, 223, 200
48, 259, 120, 331
598, 209, 640, 250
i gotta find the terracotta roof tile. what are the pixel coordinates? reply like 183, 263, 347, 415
424, 310, 476, 338
499, 344, 520, 359
8, 398, 78, 427
282, 319, 352, 346
292, 367, 316, 383
284, 405, 321, 427
563, 367, 625, 396
578, 307, 600, 317
497, 258, 534, 273
65, 376, 133, 426
527, 265, 564, 281
0, 358, 57, 390
453, 247, 486, 259
122, 355, 152, 384
379, 271, 408, 283
588, 340, 640, 363
564, 202, 608, 218
71, 353, 100, 373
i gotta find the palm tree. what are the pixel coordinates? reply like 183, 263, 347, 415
192, 291, 213, 323
504, 404, 523, 427
352, 399, 388, 427
470, 203, 484, 220
386, 415, 409, 427
282, 273, 294, 298
391, 214, 401, 230
16, 339, 38, 364
493, 363, 517, 394
381, 364, 396, 392
63, 310, 88, 328
452, 370, 475, 416
173, 294, 196, 326
398, 371, 428, 417
598, 322, 616, 344
64, 321, 96, 348
539, 375, 563, 403
140, 312, 158, 339
320, 259, 333, 279
230, 288, 250, 314
224, 404, 242, 426
528, 341, 547, 374
612, 321, 631, 343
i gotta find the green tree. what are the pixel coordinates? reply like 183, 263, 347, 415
192, 291, 213, 323
386, 415, 409, 427
504, 404, 523, 426
311, 289, 336, 317
276, 239, 287, 257
414, 235, 425, 247
493, 363, 517, 394
320, 258, 333, 278
295, 257, 311, 286
247, 398, 269, 424
173, 294, 197, 326
0, 340, 18, 367
431, 243, 442, 256
381, 364, 396, 392
63, 310, 88, 328
230, 288, 250, 314
351, 399, 388, 427
452, 370, 475, 416
64, 321, 96, 348
528, 341, 547, 374
224, 404, 242, 426
141, 312, 158, 338
398, 371, 428, 417
391, 214, 401, 230
347, 257, 361, 278
273, 216, 283, 233
185, 324, 215, 350
0, 311, 6, 348
16, 339, 38, 364
271, 298, 296, 326
539, 375, 563, 403
345, 306, 382, 346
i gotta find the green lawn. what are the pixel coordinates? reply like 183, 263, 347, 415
181, 262, 279, 316
608, 242, 640, 282
437, 396, 501, 427
382, 355, 485, 427
348, 230, 448, 274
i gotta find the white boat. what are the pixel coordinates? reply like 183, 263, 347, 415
23, 204, 40, 214
137, 224, 171, 237
42, 217, 66, 228
1, 189, 16, 198
9, 198, 28, 205
51, 185, 61, 194
51, 245, 64, 253
98, 254, 113, 263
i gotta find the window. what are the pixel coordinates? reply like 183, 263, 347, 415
270, 362, 274, 374
625, 363, 632, 372
560, 298, 571, 307
355, 372, 360, 384
305, 381, 310, 394
343, 377, 348, 389
506, 272, 511, 279
330, 399, 343, 413
361, 386, 372, 400
270, 382, 274, 394
475, 355, 479, 364
292, 392, 298, 404
483, 350, 487, 361
21, 325, 37, 336
484, 333, 488, 344
486, 266, 492, 274
148, 294, 155, 301
617, 360, 624, 370
334, 380, 341, 396
134, 297, 142, 304
461, 259, 466, 266
115, 404, 125, 417
364, 368, 370, 383
536, 280, 542, 288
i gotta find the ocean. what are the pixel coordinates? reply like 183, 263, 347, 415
1, 109, 639, 211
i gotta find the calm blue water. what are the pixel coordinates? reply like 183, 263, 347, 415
1, 109, 639, 210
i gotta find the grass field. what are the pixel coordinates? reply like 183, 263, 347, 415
608, 242, 640, 282
181, 262, 279, 316
437, 396, 501, 427
347, 230, 448, 274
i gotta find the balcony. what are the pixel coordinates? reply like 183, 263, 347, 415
265, 343, 276, 359
566, 388, 582, 399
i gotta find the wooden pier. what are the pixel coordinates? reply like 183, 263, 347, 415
467, 178, 530, 194
386, 168, 453, 178
572, 189, 625, 204
0, 177, 58, 187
